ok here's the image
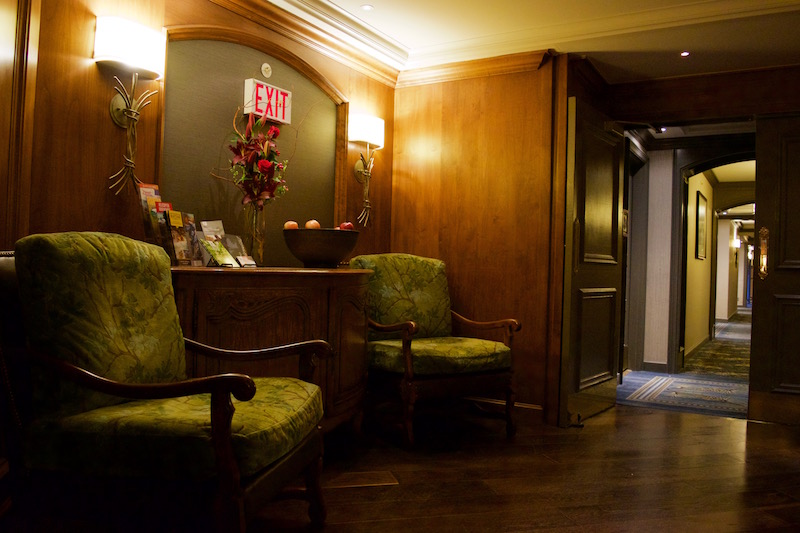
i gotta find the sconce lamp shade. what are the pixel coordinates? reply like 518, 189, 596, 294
94, 16, 166, 79
348, 114, 385, 148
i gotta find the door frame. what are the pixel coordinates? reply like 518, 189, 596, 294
671, 147, 755, 374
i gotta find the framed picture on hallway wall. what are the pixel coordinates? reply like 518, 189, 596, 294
696, 191, 707, 259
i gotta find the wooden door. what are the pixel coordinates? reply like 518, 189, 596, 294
560, 98, 625, 426
749, 114, 800, 424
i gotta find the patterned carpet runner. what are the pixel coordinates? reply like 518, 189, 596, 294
618, 307, 751, 418
617, 372, 748, 418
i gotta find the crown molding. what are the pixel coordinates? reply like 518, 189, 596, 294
396, 51, 551, 89
267, 0, 800, 72
211, 0, 800, 87
269, 0, 408, 69
269, 0, 408, 70
210, 0, 399, 87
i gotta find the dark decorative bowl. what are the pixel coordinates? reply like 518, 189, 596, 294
283, 228, 359, 268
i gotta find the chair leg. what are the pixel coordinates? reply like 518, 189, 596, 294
401, 381, 417, 446
304, 455, 326, 526
505, 385, 517, 439
214, 491, 246, 533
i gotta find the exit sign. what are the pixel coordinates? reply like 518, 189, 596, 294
243, 78, 292, 124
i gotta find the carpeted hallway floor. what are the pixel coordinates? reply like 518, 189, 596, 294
683, 307, 751, 381
618, 307, 752, 417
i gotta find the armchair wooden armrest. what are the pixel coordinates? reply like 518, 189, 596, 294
30, 348, 257, 401
367, 318, 419, 380
451, 311, 521, 347
367, 318, 419, 337
183, 338, 333, 383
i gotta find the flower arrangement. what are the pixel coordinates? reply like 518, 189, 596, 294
228, 108, 289, 209
214, 107, 289, 265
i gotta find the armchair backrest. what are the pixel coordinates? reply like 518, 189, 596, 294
350, 253, 452, 340
14, 232, 187, 417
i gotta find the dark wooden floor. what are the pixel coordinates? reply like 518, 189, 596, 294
3, 401, 800, 532
254, 402, 800, 533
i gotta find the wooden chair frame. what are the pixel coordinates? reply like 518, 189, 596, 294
368, 309, 521, 446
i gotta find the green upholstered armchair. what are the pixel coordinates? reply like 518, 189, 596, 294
0, 233, 332, 532
349, 253, 521, 445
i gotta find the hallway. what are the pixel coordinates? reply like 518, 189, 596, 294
684, 307, 752, 382
616, 308, 751, 418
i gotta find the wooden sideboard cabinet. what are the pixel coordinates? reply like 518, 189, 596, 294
171, 267, 371, 432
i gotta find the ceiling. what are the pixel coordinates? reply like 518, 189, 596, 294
710, 161, 755, 183
270, 0, 800, 83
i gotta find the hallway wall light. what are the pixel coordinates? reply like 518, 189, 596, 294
94, 16, 166, 79
348, 113, 385, 226
94, 16, 165, 195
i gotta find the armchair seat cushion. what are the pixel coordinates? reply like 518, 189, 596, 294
368, 337, 511, 375
24, 377, 322, 480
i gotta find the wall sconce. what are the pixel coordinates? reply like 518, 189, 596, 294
348, 114, 384, 226
732, 222, 741, 249
94, 16, 166, 194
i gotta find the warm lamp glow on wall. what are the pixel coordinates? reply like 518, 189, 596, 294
348, 114, 384, 226
94, 16, 165, 194
94, 16, 166, 78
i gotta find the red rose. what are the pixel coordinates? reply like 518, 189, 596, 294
257, 159, 273, 174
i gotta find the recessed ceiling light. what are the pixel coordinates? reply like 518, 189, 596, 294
361, 4, 375, 10
681, 51, 690, 57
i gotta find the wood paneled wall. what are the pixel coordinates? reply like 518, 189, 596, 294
611, 65, 800, 126
3, 0, 395, 256
2, 0, 40, 248
25, 0, 165, 240
1, 0, 21, 245
392, 52, 559, 409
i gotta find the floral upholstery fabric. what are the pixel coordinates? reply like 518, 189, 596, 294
350, 253, 452, 340
24, 377, 323, 479
15, 232, 186, 417
369, 337, 511, 375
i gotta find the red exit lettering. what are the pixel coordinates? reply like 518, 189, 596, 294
243, 79, 292, 124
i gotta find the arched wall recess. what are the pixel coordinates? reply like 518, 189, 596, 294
683, 152, 756, 213
160, 26, 349, 266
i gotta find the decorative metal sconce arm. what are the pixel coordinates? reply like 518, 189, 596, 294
106, 73, 158, 195
354, 145, 376, 226
348, 114, 384, 228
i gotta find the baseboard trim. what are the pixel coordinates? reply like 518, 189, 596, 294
685, 337, 710, 359
643, 362, 668, 373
